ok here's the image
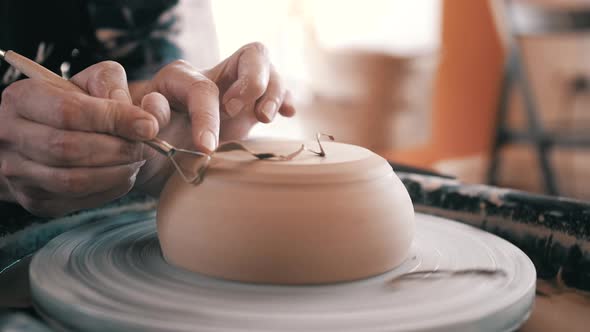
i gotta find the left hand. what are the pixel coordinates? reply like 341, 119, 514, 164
131, 42, 295, 194
205, 42, 296, 141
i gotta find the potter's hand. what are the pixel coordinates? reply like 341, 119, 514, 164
205, 42, 296, 141
131, 42, 296, 147
0, 61, 164, 217
130, 42, 295, 195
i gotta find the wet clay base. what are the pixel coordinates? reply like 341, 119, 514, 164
156, 139, 415, 284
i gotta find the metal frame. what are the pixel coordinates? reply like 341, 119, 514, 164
487, 1, 590, 196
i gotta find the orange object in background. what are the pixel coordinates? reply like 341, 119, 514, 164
385, 0, 504, 170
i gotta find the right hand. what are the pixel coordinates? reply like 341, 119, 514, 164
0, 61, 163, 217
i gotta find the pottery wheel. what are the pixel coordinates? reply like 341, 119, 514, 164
30, 212, 536, 332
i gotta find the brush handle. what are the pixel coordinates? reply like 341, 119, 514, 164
3, 50, 83, 93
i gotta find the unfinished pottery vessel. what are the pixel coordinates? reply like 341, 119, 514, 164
156, 139, 414, 284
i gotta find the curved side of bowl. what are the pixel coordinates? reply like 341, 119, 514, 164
156, 167, 415, 284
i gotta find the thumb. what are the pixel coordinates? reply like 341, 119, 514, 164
71, 61, 133, 103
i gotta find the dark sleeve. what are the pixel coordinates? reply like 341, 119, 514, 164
83, 0, 183, 80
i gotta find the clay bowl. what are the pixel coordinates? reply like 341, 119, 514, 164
156, 139, 414, 284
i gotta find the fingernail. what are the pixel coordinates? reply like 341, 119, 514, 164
200, 130, 217, 152
133, 119, 156, 139
225, 98, 244, 117
261, 100, 277, 122
132, 160, 146, 172
130, 161, 145, 180
110, 88, 130, 102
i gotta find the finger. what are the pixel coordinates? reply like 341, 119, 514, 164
6, 116, 144, 167
9, 182, 59, 202
141, 92, 171, 129
254, 65, 284, 123
70, 61, 132, 103
74, 64, 164, 160
140, 93, 170, 160
1, 152, 143, 198
70, 62, 163, 139
8, 79, 159, 141
11, 177, 136, 217
62, 182, 137, 215
220, 42, 271, 118
278, 90, 296, 117
151, 60, 219, 153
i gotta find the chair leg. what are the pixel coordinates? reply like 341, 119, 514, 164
488, 50, 517, 186
513, 44, 559, 195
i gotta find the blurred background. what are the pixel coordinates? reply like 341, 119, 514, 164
178, 0, 590, 201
